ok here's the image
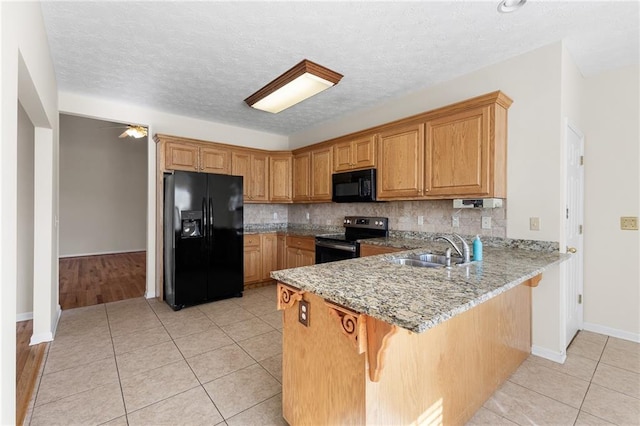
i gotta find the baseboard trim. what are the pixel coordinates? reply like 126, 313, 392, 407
30, 331, 53, 346
145, 289, 156, 299
532, 345, 567, 364
583, 322, 640, 343
16, 312, 33, 322
59, 249, 146, 258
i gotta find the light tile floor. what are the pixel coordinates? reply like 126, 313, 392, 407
27, 284, 639, 425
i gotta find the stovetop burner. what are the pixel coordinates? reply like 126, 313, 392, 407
315, 217, 389, 244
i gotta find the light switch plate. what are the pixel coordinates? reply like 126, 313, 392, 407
530, 217, 540, 231
620, 216, 638, 230
418, 215, 424, 225
481, 217, 491, 229
452, 216, 460, 228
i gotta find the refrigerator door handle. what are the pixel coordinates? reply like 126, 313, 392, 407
209, 197, 214, 244
202, 197, 207, 242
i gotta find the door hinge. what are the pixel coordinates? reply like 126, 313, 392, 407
580, 155, 584, 166
579, 224, 583, 234
566, 208, 569, 219
578, 294, 583, 304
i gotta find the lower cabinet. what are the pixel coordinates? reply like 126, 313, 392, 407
285, 236, 315, 268
243, 233, 279, 288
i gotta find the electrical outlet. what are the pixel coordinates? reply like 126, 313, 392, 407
418, 215, 424, 225
452, 216, 460, 228
530, 217, 540, 231
273, 212, 278, 220
621, 216, 638, 230
305, 212, 310, 220
481, 216, 492, 229
298, 300, 309, 327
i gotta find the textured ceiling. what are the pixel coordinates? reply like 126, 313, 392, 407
41, 1, 639, 136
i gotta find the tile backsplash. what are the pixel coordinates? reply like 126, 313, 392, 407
246, 200, 506, 238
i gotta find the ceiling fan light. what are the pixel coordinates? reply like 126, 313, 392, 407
245, 59, 343, 114
497, 0, 526, 13
124, 125, 147, 138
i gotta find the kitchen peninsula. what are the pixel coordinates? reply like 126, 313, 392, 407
271, 242, 569, 425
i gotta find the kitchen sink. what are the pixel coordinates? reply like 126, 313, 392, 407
390, 258, 443, 268
389, 253, 467, 268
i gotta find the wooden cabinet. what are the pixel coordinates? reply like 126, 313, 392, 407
359, 244, 403, 257
269, 154, 292, 202
243, 235, 262, 284
232, 151, 269, 202
285, 236, 315, 268
333, 135, 376, 172
262, 233, 278, 280
244, 233, 279, 287
293, 147, 333, 202
277, 234, 286, 270
292, 152, 310, 202
376, 124, 425, 200
425, 105, 506, 198
164, 141, 230, 174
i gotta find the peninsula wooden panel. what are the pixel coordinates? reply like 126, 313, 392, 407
359, 244, 403, 257
377, 123, 425, 199
283, 291, 366, 425
365, 280, 532, 426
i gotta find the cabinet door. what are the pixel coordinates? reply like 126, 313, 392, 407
310, 147, 332, 201
292, 152, 311, 201
299, 249, 315, 267
165, 142, 199, 171
250, 153, 269, 202
261, 233, 278, 280
243, 239, 262, 284
286, 247, 301, 269
377, 124, 425, 199
352, 135, 376, 169
200, 146, 230, 174
276, 235, 286, 270
333, 141, 353, 172
231, 151, 251, 199
425, 107, 490, 196
359, 244, 402, 257
269, 155, 292, 202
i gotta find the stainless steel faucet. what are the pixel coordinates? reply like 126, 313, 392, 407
435, 233, 471, 264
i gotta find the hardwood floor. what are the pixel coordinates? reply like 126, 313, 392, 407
59, 251, 146, 310
16, 320, 47, 426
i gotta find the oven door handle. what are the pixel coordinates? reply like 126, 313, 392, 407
315, 241, 357, 252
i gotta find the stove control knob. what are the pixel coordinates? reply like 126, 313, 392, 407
374, 221, 379, 226
346, 219, 351, 224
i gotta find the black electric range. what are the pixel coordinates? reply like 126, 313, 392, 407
315, 216, 389, 264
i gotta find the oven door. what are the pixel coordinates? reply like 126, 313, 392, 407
315, 240, 358, 264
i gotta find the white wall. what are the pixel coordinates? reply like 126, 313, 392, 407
59, 93, 290, 298
59, 114, 147, 257
1, 2, 59, 424
583, 64, 640, 340
17, 102, 35, 319
291, 43, 566, 357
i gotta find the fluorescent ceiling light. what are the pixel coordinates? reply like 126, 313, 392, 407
245, 59, 343, 114
498, 0, 526, 13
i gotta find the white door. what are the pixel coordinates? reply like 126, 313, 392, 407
565, 123, 584, 345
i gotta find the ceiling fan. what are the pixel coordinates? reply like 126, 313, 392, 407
119, 125, 148, 139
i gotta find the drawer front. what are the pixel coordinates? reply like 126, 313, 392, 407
286, 236, 315, 252
244, 235, 261, 247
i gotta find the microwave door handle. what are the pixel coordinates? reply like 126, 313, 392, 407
358, 178, 364, 197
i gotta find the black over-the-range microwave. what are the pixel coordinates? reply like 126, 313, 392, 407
332, 168, 377, 203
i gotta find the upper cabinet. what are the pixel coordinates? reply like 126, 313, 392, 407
292, 146, 333, 202
377, 124, 425, 200
161, 138, 230, 174
232, 150, 269, 202
333, 135, 376, 172
269, 154, 293, 202
424, 95, 510, 198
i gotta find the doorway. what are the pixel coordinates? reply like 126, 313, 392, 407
564, 121, 585, 346
58, 115, 148, 309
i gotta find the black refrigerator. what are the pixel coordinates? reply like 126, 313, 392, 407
163, 171, 244, 310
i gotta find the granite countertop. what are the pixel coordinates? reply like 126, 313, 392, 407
244, 224, 341, 238
271, 240, 570, 334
